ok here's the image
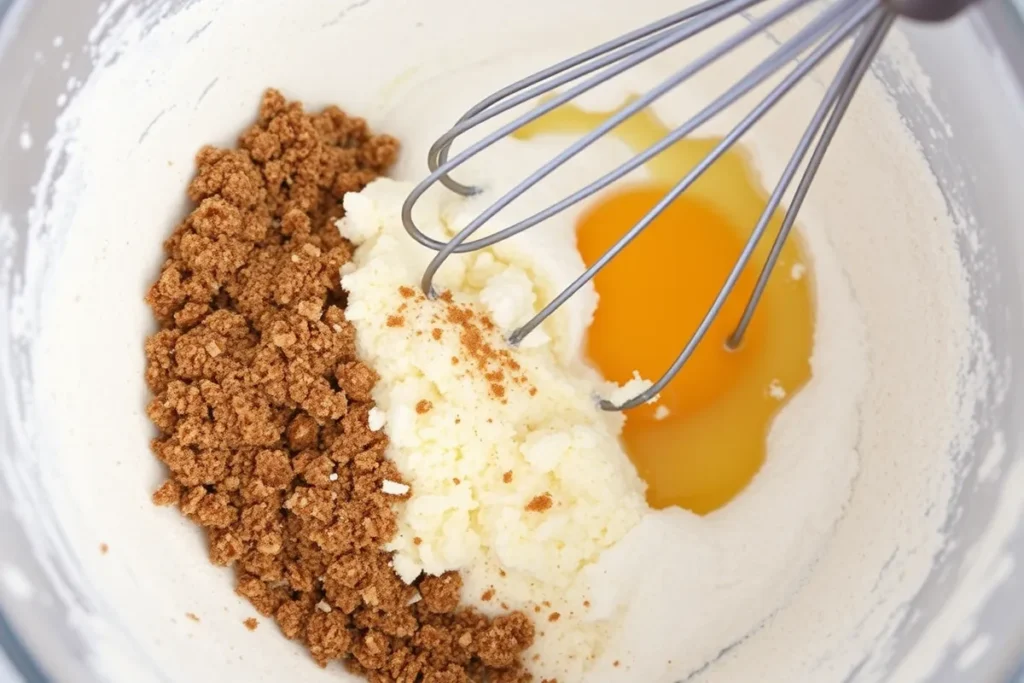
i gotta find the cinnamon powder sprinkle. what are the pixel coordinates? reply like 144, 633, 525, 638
432, 328, 443, 340
386, 314, 405, 328
525, 494, 553, 513
415, 399, 433, 414
244, 617, 259, 631
481, 589, 496, 602
548, 612, 561, 623
503, 471, 513, 484
144, 89, 533, 682
186, 612, 200, 623
438, 299, 530, 401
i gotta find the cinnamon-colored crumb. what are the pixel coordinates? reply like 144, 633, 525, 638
144, 89, 532, 683
613, 660, 621, 668
99, 543, 109, 555
548, 612, 560, 623
439, 300, 532, 402
453, 478, 461, 485
415, 400, 432, 414
244, 617, 259, 631
398, 286, 416, 299
431, 328, 443, 340
503, 471, 513, 484
481, 588, 495, 602
386, 315, 405, 328
186, 612, 200, 622
413, 537, 422, 546
525, 494, 553, 513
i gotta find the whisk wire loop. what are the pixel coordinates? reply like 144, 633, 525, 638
414, 0, 861, 297
598, 3, 891, 409
403, 0, 771, 269
504, 0, 877, 345
429, 0, 741, 194
398, 0, 952, 410
728, 9, 895, 345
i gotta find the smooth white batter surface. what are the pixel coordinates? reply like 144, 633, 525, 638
0, 0, 998, 681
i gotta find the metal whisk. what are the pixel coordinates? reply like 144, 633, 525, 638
401, 0, 977, 411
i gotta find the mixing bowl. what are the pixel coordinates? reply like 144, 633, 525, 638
0, 0, 1023, 681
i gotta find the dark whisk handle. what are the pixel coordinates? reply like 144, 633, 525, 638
884, 0, 981, 22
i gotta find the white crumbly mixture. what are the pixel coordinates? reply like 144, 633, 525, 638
339, 178, 650, 672
8, 0, 1005, 683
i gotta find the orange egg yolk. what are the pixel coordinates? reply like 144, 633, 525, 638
577, 187, 762, 419
516, 100, 815, 515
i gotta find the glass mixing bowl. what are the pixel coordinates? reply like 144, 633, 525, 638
0, 0, 1022, 681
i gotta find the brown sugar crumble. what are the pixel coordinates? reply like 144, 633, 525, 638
386, 314, 405, 328
548, 612, 561, 623
99, 543, 109, 555
526, 494, 553, 513
186, 612, 200, 623
481, 588, 496, 602
503, 471, 513, 484
144, 89, 533, 682
244, 617, 259, 631
415, 399, 433, 415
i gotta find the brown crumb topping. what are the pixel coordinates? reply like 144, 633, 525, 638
144, 89, 532, 682
415, 400, 433, 415
525, 494, 553, 513
244, 617, 259, 631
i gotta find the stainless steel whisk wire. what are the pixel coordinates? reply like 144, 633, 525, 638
401, 0, 969, 410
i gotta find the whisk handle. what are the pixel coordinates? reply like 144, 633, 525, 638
884, 0, 980, 22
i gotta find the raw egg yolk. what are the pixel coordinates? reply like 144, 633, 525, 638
577, 186, 762, 419
515, 99, 814, 515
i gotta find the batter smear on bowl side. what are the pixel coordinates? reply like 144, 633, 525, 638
143, 89, 534, 682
